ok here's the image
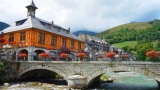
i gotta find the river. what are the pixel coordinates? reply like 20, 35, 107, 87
88, 72, 159, 90
0, 72, 159, 90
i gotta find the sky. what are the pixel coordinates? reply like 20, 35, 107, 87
0, 0, 160, 32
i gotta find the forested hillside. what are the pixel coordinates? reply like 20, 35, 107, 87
97, 19, 160, 61
97, 19, 160, 44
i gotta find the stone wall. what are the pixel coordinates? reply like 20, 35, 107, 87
7, 61, 160, 86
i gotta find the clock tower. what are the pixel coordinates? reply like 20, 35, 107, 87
26, 0, 38, 17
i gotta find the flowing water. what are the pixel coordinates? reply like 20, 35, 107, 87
0, 72, 159, 90
88, 72, 159, 90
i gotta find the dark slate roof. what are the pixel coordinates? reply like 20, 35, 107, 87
2, 16, 82, 41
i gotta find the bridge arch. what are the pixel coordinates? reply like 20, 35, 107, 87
87, 66, 160, 86
18, 65, 68, 80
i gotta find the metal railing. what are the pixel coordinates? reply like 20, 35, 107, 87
0, 54, 134, 62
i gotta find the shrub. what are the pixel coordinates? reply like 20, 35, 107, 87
145, 57, 152, 61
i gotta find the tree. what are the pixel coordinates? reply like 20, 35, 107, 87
136, 42, 153, 60
0, 62, 7, 83
156, 41, 160, 48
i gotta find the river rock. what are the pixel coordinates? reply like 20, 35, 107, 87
68, 75, 87, 89
108, 78, 113, 82
38, 82, 42, 85
4, 83, 9, 86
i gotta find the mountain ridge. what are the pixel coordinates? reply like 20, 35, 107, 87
0, 21, 10, 31
73, 30, 97, 36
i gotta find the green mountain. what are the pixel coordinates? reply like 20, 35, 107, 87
97, 22, 152, 36
97, 19, 160, 44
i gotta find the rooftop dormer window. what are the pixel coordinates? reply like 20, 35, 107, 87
55, 27, 61, 32
40, 21, 52, 29
46, 24, 51, 29
16, 19, 27, 26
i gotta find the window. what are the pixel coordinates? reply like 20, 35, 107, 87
20, 32, 26, 42
78, 42, 81, 50
9, 33, 14, 42
38, 32, 45, 43
16, 19, 27, 26
71, 40, 74, 49
51, 36, 57, 45
62, 38, 66, 46
47, 24, 52, 29
16, 22, 21, 26
40, 21, 51, 29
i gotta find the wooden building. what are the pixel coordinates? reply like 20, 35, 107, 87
1, 0, 84, 61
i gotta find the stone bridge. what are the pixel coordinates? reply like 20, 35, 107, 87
7, 61, 160, 88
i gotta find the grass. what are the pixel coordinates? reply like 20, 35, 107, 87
108, 22, 152, 33
112, 41, 138, 49
112, 41, 158, 49
152, 40, 158, 47
97, 22, 152, 36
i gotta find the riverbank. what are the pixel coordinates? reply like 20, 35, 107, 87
0, 82, 72, 90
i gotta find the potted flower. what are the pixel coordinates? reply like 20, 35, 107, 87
40, 53, 49, 61
19, 53, 27, 61
98, 55, 103, 60
77, 50, 87, 61
60, 53, 69, 61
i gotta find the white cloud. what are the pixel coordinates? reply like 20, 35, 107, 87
0, 0, 160, 32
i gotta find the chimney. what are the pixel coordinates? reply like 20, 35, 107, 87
52, 21, 54, 25
68, 27, 70, 34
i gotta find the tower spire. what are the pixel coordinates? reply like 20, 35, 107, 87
26, 0, 38, 17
